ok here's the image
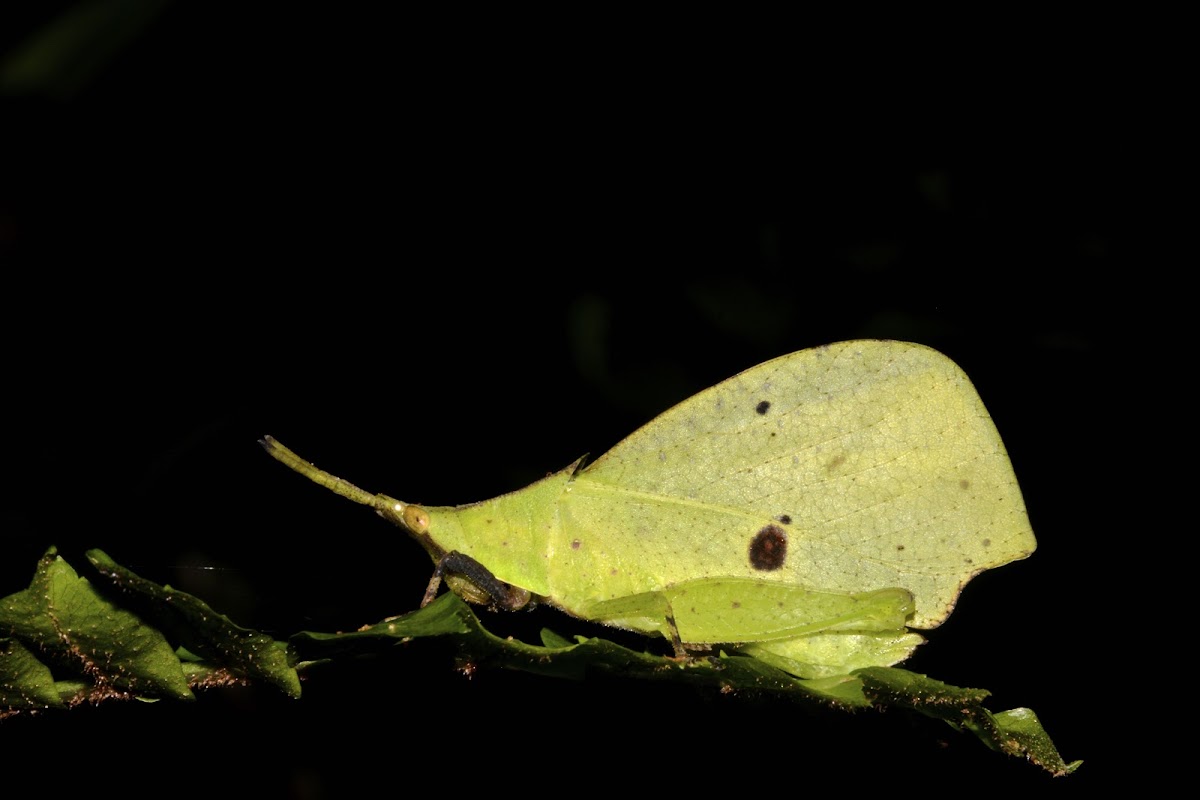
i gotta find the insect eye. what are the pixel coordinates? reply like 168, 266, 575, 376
403, 504, 431, 535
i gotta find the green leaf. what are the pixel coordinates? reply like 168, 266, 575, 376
0, 637, 66, 714
991, 707, 1083, 776
1, 549, 1077, 777
857, 667, 1083, 776
290, 593, 1078, 774
0, 546, 193, 705
86, 549, 301, 698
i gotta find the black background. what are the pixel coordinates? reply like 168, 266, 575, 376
2, 5, 1150, 797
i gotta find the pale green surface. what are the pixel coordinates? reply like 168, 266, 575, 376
266, 340, 1036, 677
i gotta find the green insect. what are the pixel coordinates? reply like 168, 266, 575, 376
262, 340, 1035, 678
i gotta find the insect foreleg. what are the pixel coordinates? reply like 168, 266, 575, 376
424, 551, 532, 612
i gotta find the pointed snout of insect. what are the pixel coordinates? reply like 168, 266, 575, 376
372, 494, 406, 520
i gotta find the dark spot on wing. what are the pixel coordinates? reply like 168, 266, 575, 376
827, 454, 846, 471
749, 525, 788, 571
959, 479, 971, 490
981, 538, 991, 548
755, 401, 771, 415
896, 544, 905, 551
571, 539, 581, 550
777, 514, 792, 525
